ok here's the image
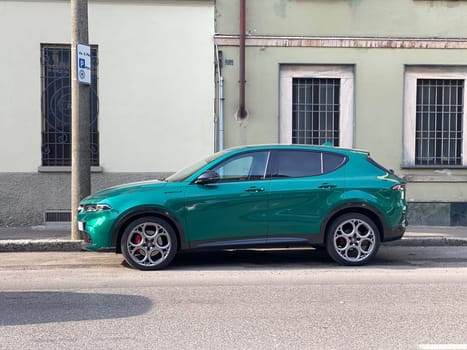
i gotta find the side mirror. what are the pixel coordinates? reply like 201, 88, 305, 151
194, 170, 220, 185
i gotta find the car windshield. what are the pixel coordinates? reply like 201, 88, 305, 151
164, 151, 227, 182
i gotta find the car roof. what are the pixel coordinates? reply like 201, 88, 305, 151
223, 144, 369, 156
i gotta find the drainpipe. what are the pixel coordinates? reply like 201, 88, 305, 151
215, 46, 225, 151
237, 0, 247, 120
219, 76, 225, 150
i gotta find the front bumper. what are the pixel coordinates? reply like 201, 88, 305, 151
78, 222, 93, 244
79, 223, 115, 251
77, 210, 116, 251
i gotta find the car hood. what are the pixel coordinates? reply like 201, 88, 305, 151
82, 179, 168, 202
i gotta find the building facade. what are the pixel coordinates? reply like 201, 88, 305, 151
214, 0, 467, 225
3, 0, 467, 227
0, 0, 214, 226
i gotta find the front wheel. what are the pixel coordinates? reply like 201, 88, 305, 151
326, 213, 380, 266
121, 216, 178, 270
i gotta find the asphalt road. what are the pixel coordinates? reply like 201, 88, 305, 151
1, 246, 467, 350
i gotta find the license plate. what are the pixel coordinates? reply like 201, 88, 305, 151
78, 221, 85, 231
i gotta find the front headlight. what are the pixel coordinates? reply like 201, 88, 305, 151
78, 204, 112, 213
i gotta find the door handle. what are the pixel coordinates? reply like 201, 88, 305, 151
318, 183, 337, 189
244, 187, 265, 193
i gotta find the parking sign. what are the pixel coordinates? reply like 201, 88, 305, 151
76, 43, 91, 85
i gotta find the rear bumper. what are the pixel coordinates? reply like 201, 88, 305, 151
383, 221, 407, 242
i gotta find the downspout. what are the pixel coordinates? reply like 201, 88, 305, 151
237, 0, 247, 120
219, 76, 225, 150
215, 45, 224, 151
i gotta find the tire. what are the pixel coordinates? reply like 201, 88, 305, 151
121, 216, 178, 271
325, 213, 380, 266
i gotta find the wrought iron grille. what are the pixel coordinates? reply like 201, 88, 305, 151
41, 45, 99, 166
292, 78, 340, 146
415, 79, 463, 166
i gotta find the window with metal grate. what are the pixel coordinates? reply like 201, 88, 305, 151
40, 44, 99, 166
292, 77, 340, 146
280, 65, 354, 148
415, 79, 464, 166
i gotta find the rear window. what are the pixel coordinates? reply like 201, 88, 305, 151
271, 150, 322, 178
269, 150, 346, 178
323, 152, 347, 173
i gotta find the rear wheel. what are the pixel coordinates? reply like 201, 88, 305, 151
326, 213, 380, 266
121, 216, 178, 270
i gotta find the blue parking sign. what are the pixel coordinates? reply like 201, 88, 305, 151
79, 58, 86, 69
76, 43, 91, 85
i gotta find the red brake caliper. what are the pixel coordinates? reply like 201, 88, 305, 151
132, 234, 142, 245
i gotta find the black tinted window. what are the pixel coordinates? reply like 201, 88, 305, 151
323, 153, 346, 173
271, 150, 322, 178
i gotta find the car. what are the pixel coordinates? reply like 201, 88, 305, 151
77, 144, 407, 270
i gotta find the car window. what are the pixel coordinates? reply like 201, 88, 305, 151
211, 151, 269, 182
323, 152, 346, 173
270, 150, 322, 178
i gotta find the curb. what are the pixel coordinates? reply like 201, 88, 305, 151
1, 237, 467, 252
0, 240, 83, 252
384, 237, 467, 247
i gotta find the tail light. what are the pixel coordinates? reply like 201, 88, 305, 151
391, 184, 406, 199
391, 184, 405, 191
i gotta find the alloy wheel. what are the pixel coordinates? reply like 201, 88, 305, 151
124, 220, 174, 269
332, 218, 376, 263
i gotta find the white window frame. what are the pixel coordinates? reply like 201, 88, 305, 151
404, 66, 467, 167
279, 65, 355, 148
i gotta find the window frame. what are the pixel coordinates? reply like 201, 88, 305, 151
279, 64, 355, 148
403, 66, 467, 168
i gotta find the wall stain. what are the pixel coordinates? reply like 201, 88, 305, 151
290, 0, 362, 9
274, 0, 288, 18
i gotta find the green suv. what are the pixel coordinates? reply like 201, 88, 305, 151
78, 144, 407, 270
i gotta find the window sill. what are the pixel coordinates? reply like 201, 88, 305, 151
403, 174, 467, 183
38, 166, 103, 173
401, 164, 467, 169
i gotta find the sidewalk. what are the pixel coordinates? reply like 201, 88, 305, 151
0, 225, 80, 252
0, 225, 467, 252
391, 225, 467, 246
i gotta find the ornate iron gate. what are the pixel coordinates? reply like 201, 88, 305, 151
41, 45, 99, 166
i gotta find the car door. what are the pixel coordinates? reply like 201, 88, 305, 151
267, 149, 347, 239
184, 151, 271, 245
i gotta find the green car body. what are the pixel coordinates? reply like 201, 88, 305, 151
78, 144, 407, 270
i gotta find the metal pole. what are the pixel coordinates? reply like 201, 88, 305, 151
71, 0, 91, 240
238, 0, 247, 120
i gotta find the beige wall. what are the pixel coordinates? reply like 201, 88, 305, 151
216, 45, 467, 202
216, 0, 467, 38
0, 0, 214, 172
213, 0, 467, 205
